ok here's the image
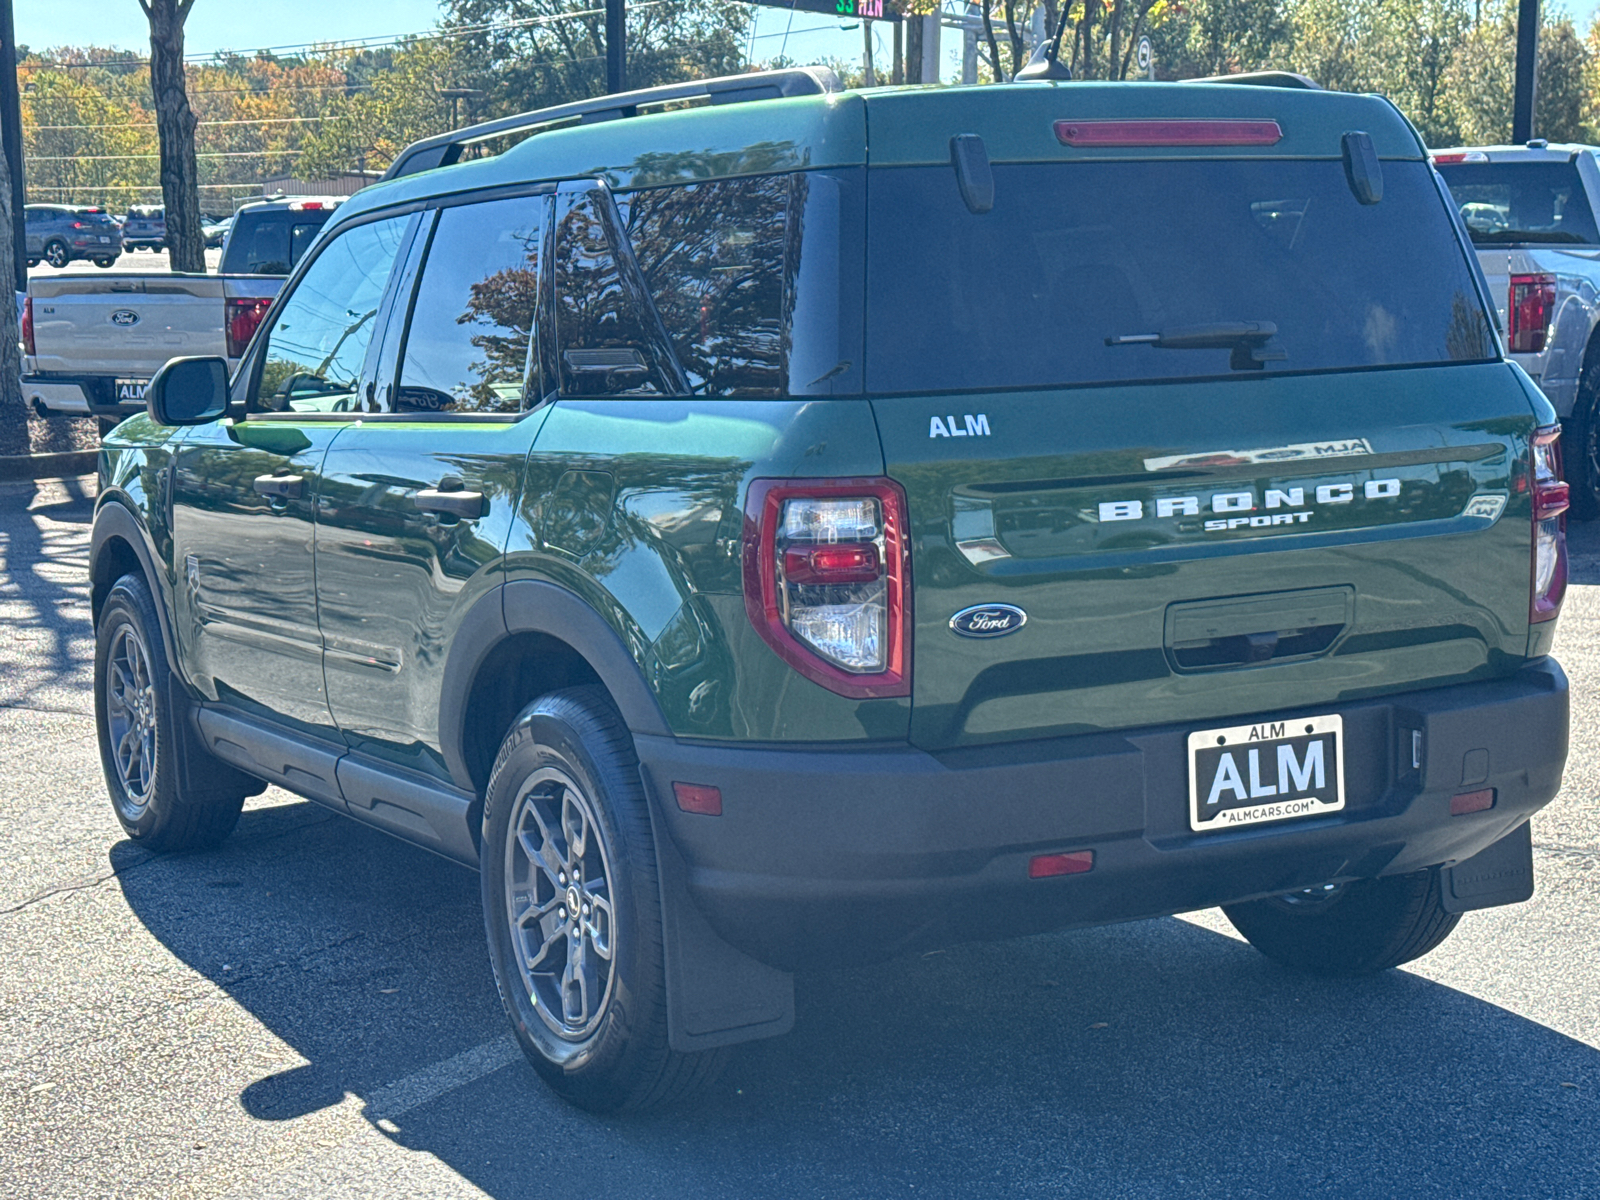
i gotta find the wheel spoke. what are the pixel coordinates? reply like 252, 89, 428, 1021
561, 790, 587, 860
561, 930, 597, 1027
513, 891, 561, 928
524, 923, 565, 973
582, 887, 614, 960
517, 828, 565, 889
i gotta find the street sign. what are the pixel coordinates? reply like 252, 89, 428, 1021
1137, 36, 1152, 73
752, 0, 906, 20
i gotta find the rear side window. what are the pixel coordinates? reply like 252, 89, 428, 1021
1437, 160, 1600, 245
397, 195, 546, 414
621, 176, 791, 396
866, 159, 1497, 393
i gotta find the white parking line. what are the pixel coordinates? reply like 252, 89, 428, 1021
365, 1036, 523, 1121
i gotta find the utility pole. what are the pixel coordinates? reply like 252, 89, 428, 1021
0, 0, 25, 292
438, 87, 484, 131
1512, 0, 1539, 143
606, 0, 626, 94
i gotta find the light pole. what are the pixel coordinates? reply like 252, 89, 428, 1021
438, 87, 486, 132
606, 0, 625, 94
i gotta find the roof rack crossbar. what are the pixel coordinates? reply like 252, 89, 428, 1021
381, 66, 844, 182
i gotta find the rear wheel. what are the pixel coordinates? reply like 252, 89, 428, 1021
1222, 869, 1461, 975
1565, 363, 1600, 520
94, 573, 249, 850
43, 239, 69, 269
93, 256, 116, 269
480, 686, 726, 1112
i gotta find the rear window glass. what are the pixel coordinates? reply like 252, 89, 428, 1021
225, 213, 330, 275
1436, 160, 1599, 245
866, 160, 1496, 394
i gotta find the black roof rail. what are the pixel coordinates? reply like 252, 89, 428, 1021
1180, 71, 1323, 90
382, 66, 844, 182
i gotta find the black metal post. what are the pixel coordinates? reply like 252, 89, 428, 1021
606, 0, 626, 94
1512, 0, 1539, 144
0, 0, 26, 292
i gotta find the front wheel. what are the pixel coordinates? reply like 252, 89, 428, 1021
95, 573, 249, 850
480, 687, 726, 1112
1222, 869, 1461, 976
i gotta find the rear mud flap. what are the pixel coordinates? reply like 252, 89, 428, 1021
1441, 820, 1535, 913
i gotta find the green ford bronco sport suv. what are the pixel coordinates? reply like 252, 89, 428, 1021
92, 68, 1571, 1111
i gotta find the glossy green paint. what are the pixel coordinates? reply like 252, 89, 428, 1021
508, 397, 909, 741
874, 362, 1540, 749
316, 416, 540, 780
169, 418, 347, 738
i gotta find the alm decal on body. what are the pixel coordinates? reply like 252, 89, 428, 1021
1098, 479, 1402, 533
930, 414, 990, 438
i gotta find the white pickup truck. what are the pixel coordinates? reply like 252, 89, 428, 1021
21, 196, 341, 432
1434, 142, 1600, 517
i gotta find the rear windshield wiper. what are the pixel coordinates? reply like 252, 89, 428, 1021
1106, 321, 1288, 370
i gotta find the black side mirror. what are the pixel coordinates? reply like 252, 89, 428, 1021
146, 356, 229, 426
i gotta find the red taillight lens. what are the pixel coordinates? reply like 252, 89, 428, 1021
1450, 789, 1496, 816
1054, 119, 1282, 147
1531, 424, 1568, 624
225, 296, 272, 358
71, 220, 84, 230
1508, 273, 1557, 353
20, 295, 33, 357
672, 782, 722, 816
742, 478, 910, 699
1029, 850, 1095, 878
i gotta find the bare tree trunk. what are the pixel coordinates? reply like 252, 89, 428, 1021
906, 15, 924, 84
892, 20, 903, 85
0, 136, 24, 457
141, 0, 205, 274
981, 0, 1004, 81
1002, 0, 1024, 80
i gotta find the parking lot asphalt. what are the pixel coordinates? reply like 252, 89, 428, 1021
1, 475, 1596, 1199
27, 247, 224, 278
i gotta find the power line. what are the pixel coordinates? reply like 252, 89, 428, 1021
28, 116, 336, 131
29, 149, 306, 162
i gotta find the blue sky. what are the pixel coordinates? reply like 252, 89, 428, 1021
16, 0, 969, 85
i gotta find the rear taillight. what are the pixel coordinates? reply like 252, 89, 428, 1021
743, 479, 910, 699
225, 296, 272, 358
20, 295, 33, 357
1508, 273, 1557, 353
1531, 424, 1569, 623
71, 221, 84, 230
1054, 119, 1282, 147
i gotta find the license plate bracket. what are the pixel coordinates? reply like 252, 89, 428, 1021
1187, 714, 1345, 832
114, 379, 149, 403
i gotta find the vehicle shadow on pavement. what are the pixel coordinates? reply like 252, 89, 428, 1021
0, 476, 95, 714
115, 798, 1600, 1200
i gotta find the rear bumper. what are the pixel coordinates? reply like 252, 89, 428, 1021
25, 373, 146, 419
637, 660, 1568, 970
21, 378, 90, 415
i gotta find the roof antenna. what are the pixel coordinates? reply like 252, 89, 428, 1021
1015, 17, 1073, 81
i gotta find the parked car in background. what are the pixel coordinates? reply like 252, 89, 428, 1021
121, 205, 166, 251
24, 196, 342, 431
1435, 142, 1600, 516
24, 204, 122, 269
202, 213, 231, 248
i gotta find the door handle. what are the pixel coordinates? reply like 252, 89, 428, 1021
253, 474, 304, 499
414, 484, 486, 520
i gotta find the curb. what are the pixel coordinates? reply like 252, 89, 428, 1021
0, 450, 98, 482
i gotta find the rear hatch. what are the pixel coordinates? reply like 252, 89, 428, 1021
861, 87, 1537, 751
29, 274, 226, 377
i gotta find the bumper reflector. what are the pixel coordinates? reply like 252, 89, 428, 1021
1029, 850, 1095, 878
1450, 789, 1496, 816
673, 782, 722, 816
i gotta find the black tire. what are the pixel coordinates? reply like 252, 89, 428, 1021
1565, 364, 1600, 520
43, 239, 69, 269
1222, 869, 1461, 976
480, 686, 726, 1112
94, 572, 248, 851
93, 256, 116, 269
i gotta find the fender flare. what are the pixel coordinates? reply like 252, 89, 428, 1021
91, 499, 184, 681
438, 579, 671, 790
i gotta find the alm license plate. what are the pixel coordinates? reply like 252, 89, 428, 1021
115, 379, 149, 402
1188, 714, 1345, 832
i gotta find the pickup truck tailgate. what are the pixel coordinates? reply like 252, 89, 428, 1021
876, 364, 1538, 751
29, 275, 227, 376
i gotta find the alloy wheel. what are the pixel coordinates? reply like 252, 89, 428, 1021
105, 623, 158, 816
44, 241, 69, 268
504, 767, 617, 1040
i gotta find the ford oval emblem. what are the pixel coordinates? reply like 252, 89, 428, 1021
110, 309, 140, 327
949, 603, 1027, 638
